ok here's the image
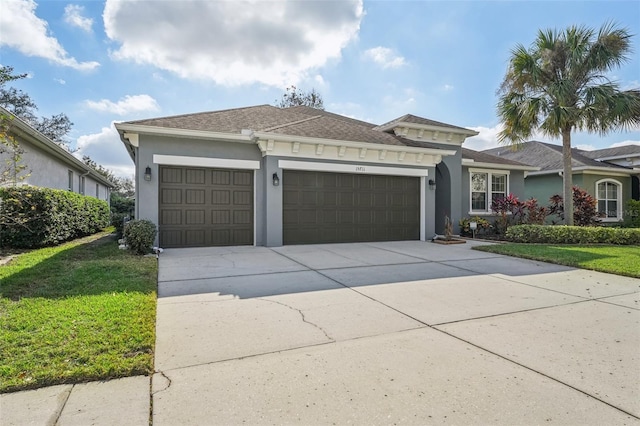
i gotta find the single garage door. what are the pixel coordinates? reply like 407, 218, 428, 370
158, 166, 253, 248
283, 170, 419, 245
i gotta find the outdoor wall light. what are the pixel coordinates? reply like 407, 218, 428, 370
144, 166, 152, 181
428, 179, 436, 190
272, 172, 280, 186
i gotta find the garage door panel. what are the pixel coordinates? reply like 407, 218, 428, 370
233, 171, 252, 186
161, 167, 182, 183
233, 191, 252, 205
186, 189, 205, 204
161, 189, 182, 204
159, 166, 253, 248
211, 170, 230, 185
283, 170, 419, 245
185, 210, 205, 225
186, 169, 205, 184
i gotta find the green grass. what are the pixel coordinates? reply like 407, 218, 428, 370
474, 243, 640, 278
0, 230, 157, 393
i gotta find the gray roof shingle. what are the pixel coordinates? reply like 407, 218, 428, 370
461, 148, 531, 167
579, 144, 640, 160
374, 114, 474, 133
483, 141, 630, 171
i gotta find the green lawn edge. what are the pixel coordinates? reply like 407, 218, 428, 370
0, 230, 158, 393
473, 243, 640, 278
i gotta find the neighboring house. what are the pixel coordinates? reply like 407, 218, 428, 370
0, 106, 113, 201
485, 141, 640, 222
461, 148, 538, 219
115, 105, 533, 248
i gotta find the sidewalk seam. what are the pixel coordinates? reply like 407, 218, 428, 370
52, 384, 73, 426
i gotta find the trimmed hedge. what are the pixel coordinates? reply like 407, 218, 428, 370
506, 224, 640, 245
123, 219, 157, 255
0, 187, 110, 248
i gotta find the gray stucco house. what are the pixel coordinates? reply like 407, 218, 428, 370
116, 105, 535, 248
0, 106, 113, 201
485, 141, 640, 223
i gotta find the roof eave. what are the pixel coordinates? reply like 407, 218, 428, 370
462, 159, 539, 171
2, 107, 115, 188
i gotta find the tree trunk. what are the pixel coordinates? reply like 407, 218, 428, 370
562, 128, 573, 226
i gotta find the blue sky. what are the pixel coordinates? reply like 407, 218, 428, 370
2, 0, 639, 178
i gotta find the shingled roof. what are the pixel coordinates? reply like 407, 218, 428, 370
461, 148, 532, 167
373, 114, 474, 133
121, 105, 475, 147
483, 141, 630, 172
579, 144, 640, 160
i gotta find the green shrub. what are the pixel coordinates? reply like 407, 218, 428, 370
0, 187, 109, 248
111, 212, 130, 238
459, 216, 492, 237
506, 224, 640, 245
623, 199, 640, 228
123, 219, 157, 255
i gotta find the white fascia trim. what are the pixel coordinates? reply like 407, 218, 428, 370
528, 167, 633, 177
468, 167, 511, 175
463, 161, 538, 172
115, 123, 254, 143
376, 121, 479, 137
278, 160, 428, 177
253, 131, 455, 157
153, 155, 260, 170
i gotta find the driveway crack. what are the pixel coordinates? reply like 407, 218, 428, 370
152, 370, 172, 395
258, 298, 334, 341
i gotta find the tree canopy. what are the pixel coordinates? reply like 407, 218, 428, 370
0, 66, 73, 145
275, 85, 324, 110
497, 23, 640, 225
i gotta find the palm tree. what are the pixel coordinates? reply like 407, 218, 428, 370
497, 23, 640, 225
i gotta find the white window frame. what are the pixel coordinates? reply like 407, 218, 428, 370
595, 178, 623, 221
469, 168, 510, 214
68, 170, 73, 191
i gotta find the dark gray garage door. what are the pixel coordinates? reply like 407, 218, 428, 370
159, 166, 253, 248
283, 170, 420, 245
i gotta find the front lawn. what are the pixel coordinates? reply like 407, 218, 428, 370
474, 243, 640, 278
0, 230, 157, 393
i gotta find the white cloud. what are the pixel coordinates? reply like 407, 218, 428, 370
575, 144, 596, 151
64, 4, 93, 33
443, 84, 454, 91
85, 94, 160, 116
74, 123, 134, 178
0, 0, 99, 70
609, 140, 640, 148
54, 78, 66, 85
104, 0, 363, 87
363, 47, 406, 69
464, 124, 553, 151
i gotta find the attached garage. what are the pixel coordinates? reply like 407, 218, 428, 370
283, 170, 420, 245
158, 166, 253, 248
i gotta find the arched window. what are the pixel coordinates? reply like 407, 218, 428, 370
596, 179, 622, 220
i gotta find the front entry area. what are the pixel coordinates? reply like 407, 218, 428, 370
282, 170, 420, 245
158, 166, 253, 248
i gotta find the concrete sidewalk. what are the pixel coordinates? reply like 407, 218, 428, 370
2, 240, 639, 425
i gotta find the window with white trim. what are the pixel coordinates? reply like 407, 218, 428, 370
68, 170, 73, 191
596, 179, 622, 220
470, 170, 509, 213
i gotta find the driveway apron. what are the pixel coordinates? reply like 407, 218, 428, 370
154, 241, 640, 425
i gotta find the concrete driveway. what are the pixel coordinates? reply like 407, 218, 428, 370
154, 240, 640, 425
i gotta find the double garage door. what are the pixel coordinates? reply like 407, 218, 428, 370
158, 166, 420, 247
283, 170, 420, 245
